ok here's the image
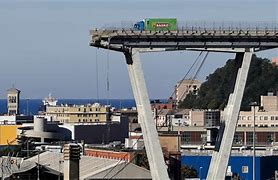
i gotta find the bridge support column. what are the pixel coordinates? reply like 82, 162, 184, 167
207, 49, 253, 180
124, 48, 169, 180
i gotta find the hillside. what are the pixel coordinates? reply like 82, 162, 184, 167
178, 55, 278, 110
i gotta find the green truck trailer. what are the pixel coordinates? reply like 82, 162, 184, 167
134, 18, 178, 31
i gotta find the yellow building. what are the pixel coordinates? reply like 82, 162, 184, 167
0, 125, 21, 145
46, 103, 111, 123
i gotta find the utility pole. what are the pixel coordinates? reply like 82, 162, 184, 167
37, 151, 40, 180
250, 102, 258, 180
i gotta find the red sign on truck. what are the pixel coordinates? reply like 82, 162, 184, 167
155, 23, 169, 28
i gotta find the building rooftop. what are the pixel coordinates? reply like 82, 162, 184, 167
7, 87, 20, 93
27, 151, 151, 179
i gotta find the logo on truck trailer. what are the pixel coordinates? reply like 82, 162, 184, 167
154, 23, 169, 28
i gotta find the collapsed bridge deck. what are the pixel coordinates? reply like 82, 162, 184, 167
90, 28, 278, 51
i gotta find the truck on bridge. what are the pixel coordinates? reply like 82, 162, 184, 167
133, 18, 177, 31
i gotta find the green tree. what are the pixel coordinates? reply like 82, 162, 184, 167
179, 56, 278, 110
180, 165, 198, 179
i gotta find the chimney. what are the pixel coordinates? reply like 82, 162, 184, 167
63, 144, 81, 180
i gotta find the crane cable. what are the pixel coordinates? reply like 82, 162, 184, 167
156, 51, 208, 129
95, 49, 99, 102
153, 50, 202, 127
169, 51, 203, 100
178, 51, 209, 104
106, 50, 110, 105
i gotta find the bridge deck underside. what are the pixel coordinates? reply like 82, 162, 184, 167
90, 30, 278, 51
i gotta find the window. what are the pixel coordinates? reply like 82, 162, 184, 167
264, 116, 268, 120
181, 132, 191, 145
271, 116, 275, 120
242, 116, 246, 120
247, 116, 251, 120
242, 166, 249, 173
247, 132, 257, 144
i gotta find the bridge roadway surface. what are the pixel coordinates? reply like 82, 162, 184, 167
90, 28, 278, 51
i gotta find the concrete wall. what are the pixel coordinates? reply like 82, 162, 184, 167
261, 95, 278, 111
190, 110, 204, 126
159, 135, 180, 152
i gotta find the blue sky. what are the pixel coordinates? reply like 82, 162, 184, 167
0, 0, 277, 99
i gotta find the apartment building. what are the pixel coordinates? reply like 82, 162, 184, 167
46, 103, 111, 123
156, 109, 205, 127
238, 93, 278, 128
175, 79, 201, 103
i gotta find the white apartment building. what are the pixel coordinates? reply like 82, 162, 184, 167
238, 94, 278, 127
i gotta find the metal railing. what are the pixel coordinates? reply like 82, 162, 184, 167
98, 21, 278, 31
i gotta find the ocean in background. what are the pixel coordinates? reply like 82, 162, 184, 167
0, 99, 136, 115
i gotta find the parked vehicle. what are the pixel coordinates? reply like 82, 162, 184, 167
134, 18, 177, 31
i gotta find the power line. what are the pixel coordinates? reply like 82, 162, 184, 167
178, 52, 209, 103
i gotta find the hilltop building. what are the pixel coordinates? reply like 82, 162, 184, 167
175, 79, 201, 103
45, 103, 111, 123
7, 87, 20, 115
